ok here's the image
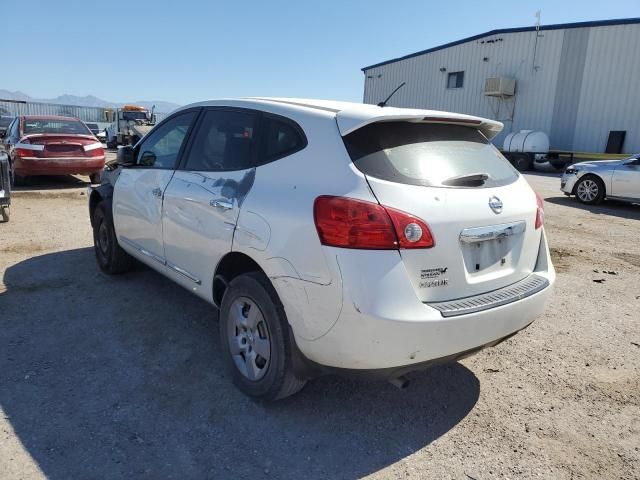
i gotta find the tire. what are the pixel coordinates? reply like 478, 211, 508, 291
511, 153, 533, 172
575, 175, 605, 205
9, 163, 26, 187
219, 272, 307, 401
12, 174, 26, 186
89, 172, 101, 184
92, 202, 134, 274
0, 205, 9, 223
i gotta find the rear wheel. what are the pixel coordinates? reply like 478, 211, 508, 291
511, 153, 533, 172
92, 202, 134, 274
9, 163, 26, 187
12, 174, 26, 187
575, 175, 605, 205
219, 272, 306, 401
0, 205, 9, 223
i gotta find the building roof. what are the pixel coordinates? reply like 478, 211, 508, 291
361, 17, 640, 71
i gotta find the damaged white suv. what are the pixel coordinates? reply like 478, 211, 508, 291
88, 98, 555, 400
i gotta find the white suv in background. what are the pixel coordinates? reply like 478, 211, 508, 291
88, 98, 555, 400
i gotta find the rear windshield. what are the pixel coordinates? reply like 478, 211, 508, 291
23, 119, 91, 135
344, 122, 518, 188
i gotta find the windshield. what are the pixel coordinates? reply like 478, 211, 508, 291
122, 111, 148, 121
344, 122, 518, 188
23, 118, 92, 135
0, 116, 14, 128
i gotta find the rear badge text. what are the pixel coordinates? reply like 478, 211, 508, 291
420, 267, 449, 288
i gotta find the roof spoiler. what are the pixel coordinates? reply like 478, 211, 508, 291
336, 109, 504, 140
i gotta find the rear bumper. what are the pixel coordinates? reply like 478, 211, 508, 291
14, 156, 105, 176
293, 230, 555, 371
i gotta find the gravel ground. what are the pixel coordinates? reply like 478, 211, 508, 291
0, 168, 638, 479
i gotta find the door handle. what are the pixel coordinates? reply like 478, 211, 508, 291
151, 187, 163, 198
209, 199, 234, 210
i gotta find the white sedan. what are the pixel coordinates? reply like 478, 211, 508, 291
561, 155, 640, 204
88, 98, 555, 400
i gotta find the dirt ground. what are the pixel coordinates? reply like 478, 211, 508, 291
0, 168, 638, 479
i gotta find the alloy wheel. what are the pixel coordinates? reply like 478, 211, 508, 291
577, 179, 599, 202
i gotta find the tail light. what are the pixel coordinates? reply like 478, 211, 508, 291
535, 192, 544, 229
14, 138, 43, 158
85, 145, 105, 157
313, 196, 434, 249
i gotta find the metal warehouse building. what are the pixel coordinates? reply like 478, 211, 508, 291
362, 18, 640, 154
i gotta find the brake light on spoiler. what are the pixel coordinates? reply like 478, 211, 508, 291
314, 196, 434, 249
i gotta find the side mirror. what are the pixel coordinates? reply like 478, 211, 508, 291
116, 145, 135, 166
0, 131, 5, 140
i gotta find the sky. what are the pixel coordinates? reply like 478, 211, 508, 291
3, 0, 639, 105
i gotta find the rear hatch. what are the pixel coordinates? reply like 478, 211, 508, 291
342, 119, 542, 302
24, 134, 99, 158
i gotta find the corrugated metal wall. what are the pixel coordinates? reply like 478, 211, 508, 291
363, 23, 640, 153
550, 28, 590, 150
0, 101, 108, 122
573, 24, 640, 153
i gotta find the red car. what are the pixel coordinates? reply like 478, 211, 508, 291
1, 115, 105, 185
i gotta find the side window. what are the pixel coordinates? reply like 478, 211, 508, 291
136, 111, 197, 169
260, 116, 306, 164
183, 110, 256, 171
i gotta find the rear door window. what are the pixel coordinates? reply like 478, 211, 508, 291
344, 122, 518, 188
183, 109, 257, 171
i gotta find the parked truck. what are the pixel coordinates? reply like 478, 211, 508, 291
104, 105, 156, 149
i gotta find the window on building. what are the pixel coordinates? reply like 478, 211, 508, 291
447, 71, 464, 89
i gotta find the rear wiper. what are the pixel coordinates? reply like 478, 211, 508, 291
441, 172, 489, 187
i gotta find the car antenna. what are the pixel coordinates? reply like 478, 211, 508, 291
377, 82, 406, 107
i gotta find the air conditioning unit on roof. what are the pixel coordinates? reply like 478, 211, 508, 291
484, 77, 516, 96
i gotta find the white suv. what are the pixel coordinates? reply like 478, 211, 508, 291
88, 98, 555, 400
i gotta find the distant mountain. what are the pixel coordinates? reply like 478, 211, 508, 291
0, 89, 180, 113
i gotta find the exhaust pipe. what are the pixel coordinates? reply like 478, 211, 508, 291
389, 376, 410, 389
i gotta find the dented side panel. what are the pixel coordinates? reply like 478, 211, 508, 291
230, 113, 374, 340
161, 168, 256, 301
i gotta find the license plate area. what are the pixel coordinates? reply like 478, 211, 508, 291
459, 221, 526, 274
